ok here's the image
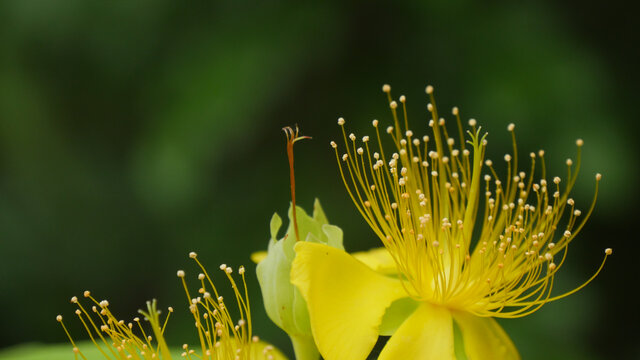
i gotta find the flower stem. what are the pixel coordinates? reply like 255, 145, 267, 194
290, 334, 320, 360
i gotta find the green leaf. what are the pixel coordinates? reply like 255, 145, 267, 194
453, 319, 470, 360
378, 296, 420, 336
0, 342, 183, 360
322, 224, 344, 249
270, 211, 283, 240
312, 198, 329, 225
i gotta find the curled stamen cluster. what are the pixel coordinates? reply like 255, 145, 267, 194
56, 293, 174, 359
57, 252, 279, 360
332, 84, 611, 318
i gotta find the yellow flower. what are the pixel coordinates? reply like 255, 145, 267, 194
291, 84, 612, 359
57, 252, 286, 360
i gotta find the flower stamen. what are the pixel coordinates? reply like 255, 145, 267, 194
331, 84, 611, 318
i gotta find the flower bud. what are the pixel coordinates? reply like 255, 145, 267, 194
256, 199, 343, 360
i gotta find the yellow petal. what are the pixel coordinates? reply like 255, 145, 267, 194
351, 247, 398, 275
291, 242, 407, 360
379, 302, 455, 360
251, 250, 267, 264
452, 311, 520, 360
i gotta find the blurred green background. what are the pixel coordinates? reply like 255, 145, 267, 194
0, 1, 637, 359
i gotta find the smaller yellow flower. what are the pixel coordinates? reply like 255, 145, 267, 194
57, 252, 286, 360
